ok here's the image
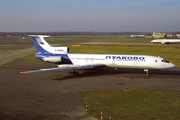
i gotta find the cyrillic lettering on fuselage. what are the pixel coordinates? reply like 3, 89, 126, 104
106, 56, 145, 60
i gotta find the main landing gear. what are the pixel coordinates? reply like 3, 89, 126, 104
69, 71, 79, 76
144, 69, 149, 76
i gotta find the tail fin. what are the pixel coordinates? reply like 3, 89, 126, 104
28, 35, 69, 54
28, 35, 51, 53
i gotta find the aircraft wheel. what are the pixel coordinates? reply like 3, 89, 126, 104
144, 69, 149, 77
69, 72, 79, 75
72, 72, 78, 76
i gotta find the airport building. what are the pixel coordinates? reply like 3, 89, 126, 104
176, 34, 180, 38
153, 33, 167, 38
166, 34, 178, 39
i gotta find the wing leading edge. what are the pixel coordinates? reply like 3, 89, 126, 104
20, 64, 105, 74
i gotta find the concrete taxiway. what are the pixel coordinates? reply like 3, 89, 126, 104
0, 47, 36, 65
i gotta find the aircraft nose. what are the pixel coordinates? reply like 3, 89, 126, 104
170, 63, 175, 68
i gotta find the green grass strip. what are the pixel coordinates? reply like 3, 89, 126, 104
82, 89, 180, 120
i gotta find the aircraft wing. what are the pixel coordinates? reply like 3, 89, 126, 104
20, 63, 105, 74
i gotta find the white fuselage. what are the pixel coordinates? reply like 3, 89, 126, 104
67, 54, 175, 70
151, 39, 180, 44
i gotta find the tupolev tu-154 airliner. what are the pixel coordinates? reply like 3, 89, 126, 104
20, 35, 175, 76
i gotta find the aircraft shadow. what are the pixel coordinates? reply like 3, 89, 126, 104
52, 67, 180, 81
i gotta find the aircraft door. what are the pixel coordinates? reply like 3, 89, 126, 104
112, 57, 118, 67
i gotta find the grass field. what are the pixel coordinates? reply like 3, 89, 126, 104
0, 36, 153, 43
85, 37, 153, 43
82, 89, 180, 120
45, 36, 153, 43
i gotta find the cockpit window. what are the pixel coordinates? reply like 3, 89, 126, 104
162, 59, 169, 63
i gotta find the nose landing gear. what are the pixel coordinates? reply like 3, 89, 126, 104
144, 69, 149, 76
